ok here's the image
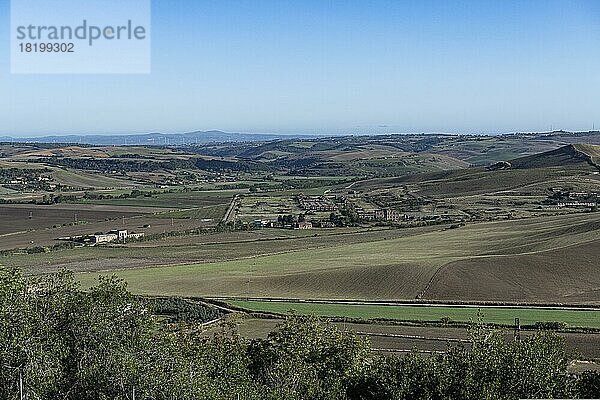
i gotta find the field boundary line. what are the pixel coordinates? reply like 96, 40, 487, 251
372, 348, 445, 354
0, 231, 28, 237
214, 297, 600, 311
356, 332, 469, 343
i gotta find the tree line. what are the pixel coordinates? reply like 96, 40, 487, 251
1, 267, 599, 399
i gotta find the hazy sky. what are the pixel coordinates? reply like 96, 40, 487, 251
1, 0, 600, 136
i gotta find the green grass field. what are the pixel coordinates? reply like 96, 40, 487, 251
228, 300, 600, 329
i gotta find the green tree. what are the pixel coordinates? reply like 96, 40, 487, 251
0, 267, 586, 400
248, 315, 370, 400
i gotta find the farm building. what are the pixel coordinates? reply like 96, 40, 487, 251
297, 221, 313, 230
81, 229, 145, 245
252, 219, 274, 229
93, 233, 119, 244
358, 208, 403, 222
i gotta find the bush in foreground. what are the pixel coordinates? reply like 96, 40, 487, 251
1, 267, 599, 399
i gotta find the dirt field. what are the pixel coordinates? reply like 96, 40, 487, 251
0, 214, 216, 251
51, 169, 143, 188
81, 189, 240, 208
0, 203, 167, 235
423, 238, 600, 304
210, 317, 600, 360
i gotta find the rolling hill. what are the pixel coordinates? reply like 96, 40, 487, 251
73, 213, 600, 304
574, 143, 600, 166
422, 237, 600, 304
510, 144, 600, 170
353, 143, 600, 198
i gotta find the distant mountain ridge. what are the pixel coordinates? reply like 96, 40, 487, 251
0, 130, 322, 146
1, 129, 599, 147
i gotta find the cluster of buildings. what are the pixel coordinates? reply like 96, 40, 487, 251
92, 229, 145, 244
356, 208, 404, 222
7, 176, 50, 185
555, 202, 597, 208
3, 175, 56, 191
251, 219, 314, 230
297, 221, 313, 229
58, 229, 145, 245
297, 194, 338, 212
251, 219, 275, 229
544, 191, 599, 209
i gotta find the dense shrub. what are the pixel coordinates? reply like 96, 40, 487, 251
576, 371, 600, 398
0, 267, 592, 399
145, 296, 224, 323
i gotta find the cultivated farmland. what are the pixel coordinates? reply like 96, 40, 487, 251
0, 203, 161, 235
75, 213, 600, 304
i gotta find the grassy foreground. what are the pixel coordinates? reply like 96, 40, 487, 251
228, 300, 600, 329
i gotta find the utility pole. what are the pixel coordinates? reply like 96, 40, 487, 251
514, 317, 521, 341
19, 370, 23, 400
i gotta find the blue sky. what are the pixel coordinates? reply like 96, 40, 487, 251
1, 0, 600, 136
